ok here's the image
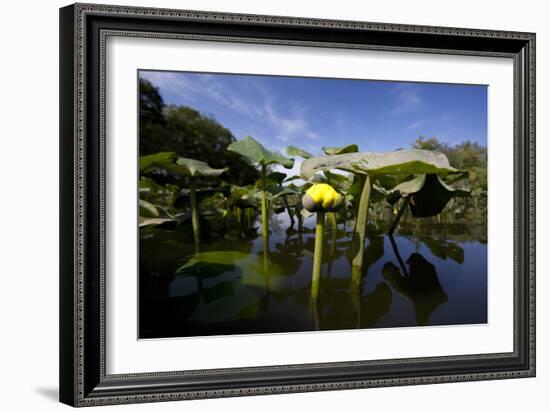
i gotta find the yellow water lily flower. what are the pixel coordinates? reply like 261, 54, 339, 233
302, 183, 343, 212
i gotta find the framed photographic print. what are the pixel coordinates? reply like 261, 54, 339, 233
59, 3, 536, 407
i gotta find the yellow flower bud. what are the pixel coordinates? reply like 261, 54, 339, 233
302, 183, 343, 212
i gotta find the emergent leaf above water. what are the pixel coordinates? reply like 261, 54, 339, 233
322, 144, 359, 155
228, 136, 295, 240
387, 174, 470, 217
228, 136, 295, 169
300, 149, 460, 180
300, 149, 463, 274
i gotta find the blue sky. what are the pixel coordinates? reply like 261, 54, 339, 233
140, 70, 487, 159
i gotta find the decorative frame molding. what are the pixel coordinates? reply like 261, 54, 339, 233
60, 3, 535, 407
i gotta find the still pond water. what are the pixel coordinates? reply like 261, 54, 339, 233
139, 212, 487, 339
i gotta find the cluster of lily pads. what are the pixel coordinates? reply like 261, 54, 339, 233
139, 136, 470, 301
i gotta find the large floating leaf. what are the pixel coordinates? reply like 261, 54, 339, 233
389, 174, 427, 196
175, 251, 286, 289
139, 152, 177, 173
370, 184, 388, 204
388, 174, 470, 217
228, 136, 294, 168
139, 199, 159, 217
323, 170, 352, 190
300, 149, 459, 180
229, 185, 259, 208
258, 171, 287, 188
322, 144, 359, 155
138, 216, 174, 228
174, 157, 227, 177
176, 251, 248, 274
140, 152, 226, 178
283, 175, 303, 184
199, 192, 229, 217
286, 145, 313, 159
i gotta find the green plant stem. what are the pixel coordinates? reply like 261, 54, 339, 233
352, 175, 366, 235
388, 196, 411, 235
311, 211, 325, 300
261, 164, 268, 239
352, 175, 373, 271
189, 178, 200, 251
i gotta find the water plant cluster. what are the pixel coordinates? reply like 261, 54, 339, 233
140, 133, 477, 303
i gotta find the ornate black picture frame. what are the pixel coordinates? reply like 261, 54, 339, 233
59, 3, 535, 407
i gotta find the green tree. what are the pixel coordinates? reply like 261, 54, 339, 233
139, 78, 165, 125
412, 136, 450, 153
138, 78, 259, 186
412, 136, 487, 190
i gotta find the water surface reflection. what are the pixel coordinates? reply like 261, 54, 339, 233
139, 212, 487, 338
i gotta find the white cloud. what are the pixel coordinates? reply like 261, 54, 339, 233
141, 71, 322, 145
263, 102, 320, 142
408, 119, 424, 129
391, 84, 424, 114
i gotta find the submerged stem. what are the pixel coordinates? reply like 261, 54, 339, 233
388, 196, 411, 235
311, 211, 325, 300
352, 175, 373, 270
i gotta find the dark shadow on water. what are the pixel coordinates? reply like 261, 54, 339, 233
382, 251, 448, 326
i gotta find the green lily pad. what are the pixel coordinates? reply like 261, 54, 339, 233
258, 171, 287, 188
286, 145, 313, 159
139, 152, 226, 178
174, 157, 227, 177
139, 152, 177, 173
322, 144, 359, 155
388, 174, 469, 217
323, 170, 352, 190
138, 216, 174, 228
175, 251, 286, 289
389, 174, 427, 196
229, 185, 260, 208
300, 149, 460, 180
228, 136, 294, 168
139, 199, 159, 217
283, 175, 303, 184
